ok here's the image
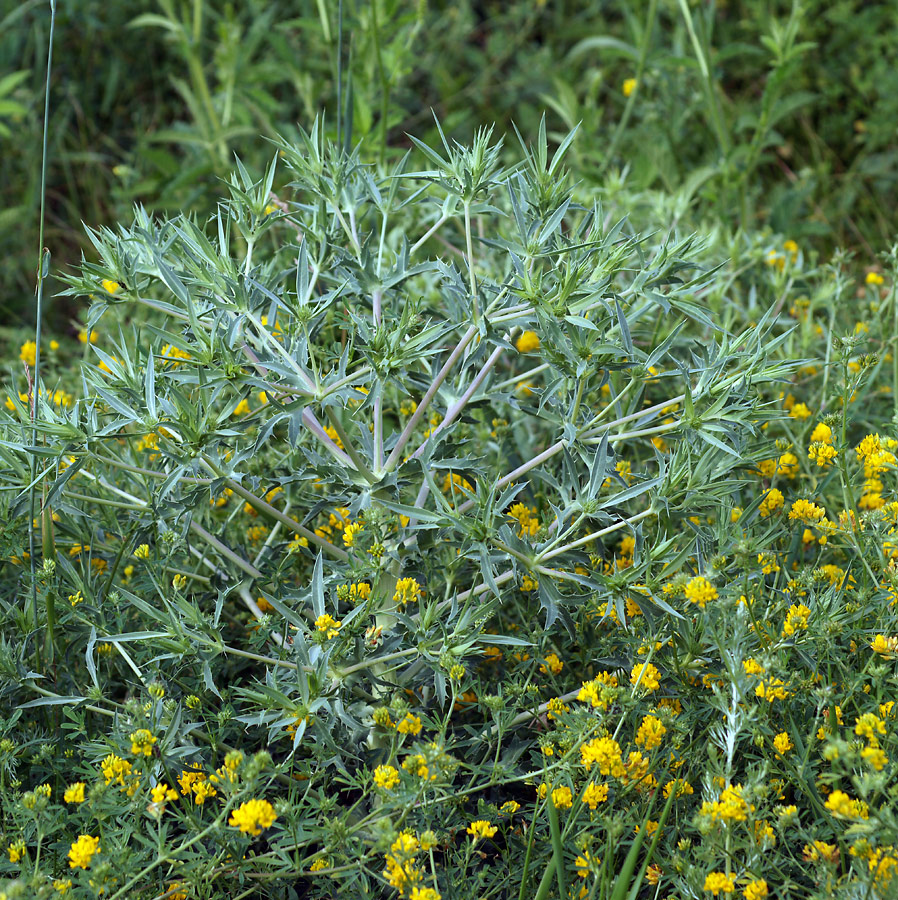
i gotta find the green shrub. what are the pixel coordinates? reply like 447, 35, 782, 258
0, 117, 811, 897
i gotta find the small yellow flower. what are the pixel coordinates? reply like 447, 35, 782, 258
551, 785, 573, 809
396, 712, 422, 735
315, 613, 342, 639
228, 798, 277, 836
866, 271, 885, 285
772, 732, 793, 755
703, 871, 735, 895
636, 714, 666, 750
101, 279, 122, 295
343, 521, 363, 547
582, 782, 609, 809
63, 782, 86, 804
130, 729, 157, 756
19, 341, 37, 367
743, 879, 768, 900
808, 442, 837, 467
759, 488, 784, 517
150, 783, 178, 804
393, 576, 423, 607
374, 765, 400, 789
630, 661, 661, 692
871, 634, 898, 658
466, 819, 497, 841
515, 330, 540, 353
622, 77, 638, 97
8, 840, 25, 863
68, 834, 100, 869
68, 590, 84, 607
684, 576, 717, 608
539, 652, 563, 675
172, 573, 187, 590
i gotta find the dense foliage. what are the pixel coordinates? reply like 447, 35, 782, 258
3, 2, 898, 900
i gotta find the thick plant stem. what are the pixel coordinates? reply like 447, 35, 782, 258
382, 324, 480, 473
201, 458, 347, 560
464, 201, 480, 325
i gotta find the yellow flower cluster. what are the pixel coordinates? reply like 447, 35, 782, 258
393, 576, 423, 607
684, 575, 717, 608
383, 832, 441, 899
703, 871, 735, 895
700, 784, 752, 823
315, 613, 342, 639
129, 728, 157, 756
635, 715, 666, 750
68, 835, 100, 870
466, 819, 498, 840
101, 753, 140, 796
374, 764, 400, 789
582, 782, 609, 808
178, 769, 217, 805
782, 603, 811, 637
788, 499, 826, 524
228, 798, 277, 836
580, 736, 624, 776
759, 488, 783, 517
507, 502, 540, 538
577, 672, 618, 710
630, 661, 661, 692
808, 442, 837, 467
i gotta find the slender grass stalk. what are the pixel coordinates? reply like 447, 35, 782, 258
676, 0, 730, 158
601, 0, 658, 172
28, 0, 57, 669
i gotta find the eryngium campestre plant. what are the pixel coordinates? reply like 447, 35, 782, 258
0, 119, 797, 896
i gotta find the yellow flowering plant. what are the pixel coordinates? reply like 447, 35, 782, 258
5, 42, 898, 897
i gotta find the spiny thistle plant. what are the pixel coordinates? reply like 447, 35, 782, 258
4, 115, 898, 900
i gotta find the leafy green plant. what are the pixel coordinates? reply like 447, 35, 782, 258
0, 114, 807, 897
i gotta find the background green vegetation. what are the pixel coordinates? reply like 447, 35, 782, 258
2, 0, 898, 322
